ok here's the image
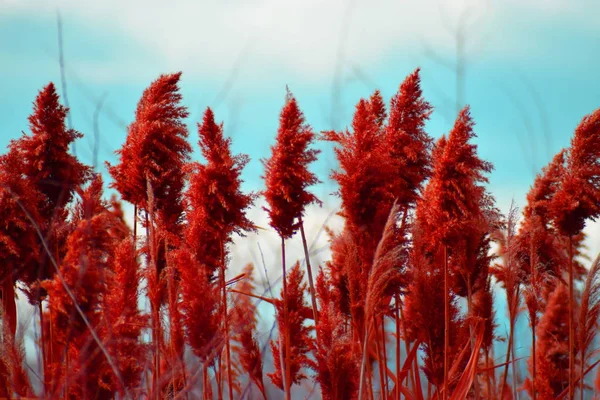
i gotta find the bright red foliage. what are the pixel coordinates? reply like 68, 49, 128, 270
108, 72, 191, 233
365, 202, 409, 320
385, 68, 434, 207
263, 89, 321, 239
323, 228, 354, 318
7, 83, 91, 300
515, 151, 586, 291
102, 239, 148, 396
550, 108, 600, 236
323, 94, 393, 266
174, 248, 222, 364
230, 264, 266, 398
525, 284, 572, 399
419, 106, 492, 247
0, 149, 42, 307
11, 83, 91, 223
269, 262, 313, 390
403, 223, 466, 388
311, 270, 359, 400
44, 175, 123, 398
185, 107, 256, 278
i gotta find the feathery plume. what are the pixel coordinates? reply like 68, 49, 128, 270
185, 107, 256, 278
525, 284, 572, 399
323, 94, 393, 266
385, 68, 434, 207
174, 248, 222, 364
269, 263, 312, 390
230, 264, 266, 398
419, 106, 492, 246
0, 148, 43, 332
577, 254, 600, 399
310, 269, 359, 400
44, 175, 122, 398
263, 88, 321, 239
9, 83, 91, 302
108, 72, 191, 233
102, 239, 148, 396
550, 108, 600, 236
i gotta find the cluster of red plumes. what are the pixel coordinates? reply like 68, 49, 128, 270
1, 68, 600, 400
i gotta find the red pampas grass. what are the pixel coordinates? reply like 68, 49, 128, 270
419, 106, 492, 247
174, 248, 221, 365
44, 175, 123, 398
548, 108, 600, 399
9, 83, 91, 303
186, 107, 255, 399
577, 255, 600, 399
403, 222, 465, 390
525, 284, 572, 399
263, 89, 321, 324
323, 93, 393, 267
0, 149, 43, 335
310, 269, 360, 400
415, 106, 492, 398
268, 262, 313, 391
186, 107, 256, 278
230, 264, 266, 398
385, 68, 434, 208
14, 83, 91, 225
102, 239, 148, 396
550, 108, 600, 237
263, 88, 321, 240
108, 72, 191, 234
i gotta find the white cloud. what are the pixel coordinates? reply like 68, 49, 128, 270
5, 0, 598, 83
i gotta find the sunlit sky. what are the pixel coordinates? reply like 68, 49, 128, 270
2, 0, 600, 207
2, 0, 600, 387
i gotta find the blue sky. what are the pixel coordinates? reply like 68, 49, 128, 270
2, 0, 600, 213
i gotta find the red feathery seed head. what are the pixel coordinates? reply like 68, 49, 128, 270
472, 277, 496, 352
323, 94, 394, 266
45, 175, 117, 339
490, 202, 521, 298
449, 218, 495, 298
365, 203, 410, 320
385, 68, 434, 207
230, 264, 265, 397
310, 270, 359, 400
269, 262, 313, 389
102, 238, 148, 395
7, 83, 91, 300
525, 284, 573, 398
550, 108, 600, 236
108, 72, 191, 233
174, 247, 222, 363
515, 149, 589, 291
403, 222, 466, 388
106, 195, 131, 242
420, 106, 492, 246
12, 83, 91, 222
44, 176, 123, 397
263, 89, 321, 239
369, 90, 387, 129
185, 108, 256, 278
0, 148, 42, 288
323, 227, 354, 318
523, 150, 565, 223
0, 311, 33, 398
577, 255, 600, 381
